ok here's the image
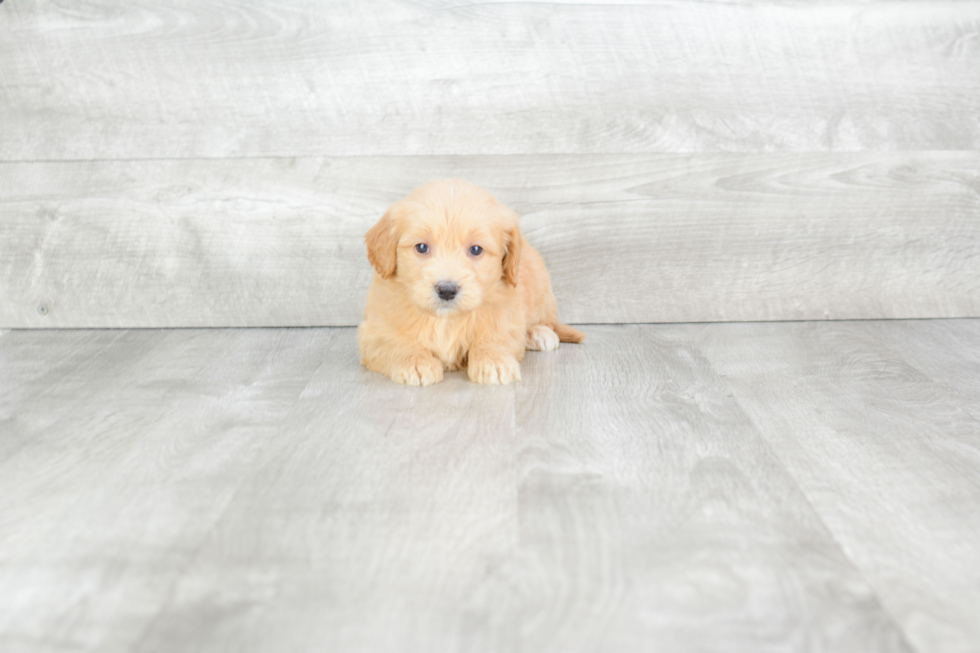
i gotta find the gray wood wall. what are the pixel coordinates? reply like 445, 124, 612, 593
2, 0, 978, 327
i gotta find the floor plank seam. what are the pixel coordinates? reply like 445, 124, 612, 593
712, 370, 923, 653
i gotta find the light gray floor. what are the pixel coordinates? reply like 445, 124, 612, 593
1, 320, 978, 652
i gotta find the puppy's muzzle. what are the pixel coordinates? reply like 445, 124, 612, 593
435, 281, 459, 302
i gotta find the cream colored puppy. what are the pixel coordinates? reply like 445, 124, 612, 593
358, 179, 584, 386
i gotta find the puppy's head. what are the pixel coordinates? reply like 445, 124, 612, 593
365, 180, 522, 316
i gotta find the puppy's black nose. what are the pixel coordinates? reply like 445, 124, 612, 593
436, 281, 459, 301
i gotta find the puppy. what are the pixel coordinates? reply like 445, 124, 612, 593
358, 179, 584, 386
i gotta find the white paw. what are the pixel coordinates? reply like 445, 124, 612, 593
526, 325, 560, 352
391, 355, 444, 386
468, 353, 522, 385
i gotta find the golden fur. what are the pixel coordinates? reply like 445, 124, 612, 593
358, 179, 584, 386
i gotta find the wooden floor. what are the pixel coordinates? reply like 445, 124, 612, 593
1, 320, 978, 653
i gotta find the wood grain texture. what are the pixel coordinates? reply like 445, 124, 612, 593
866, 320, 980, 421
696, 319, 980, 653
129, 334, 523, 653
505, 326, 910, 652
1, 0, 978, 159
2, 152, 978, 328
0, 328, 336, 653
0, 324, 944, 652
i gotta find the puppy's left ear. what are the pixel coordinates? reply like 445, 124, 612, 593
502, 226, 523, 287
365, 209, 399, 279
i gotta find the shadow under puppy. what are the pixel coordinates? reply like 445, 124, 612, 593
359, 179, 584, 386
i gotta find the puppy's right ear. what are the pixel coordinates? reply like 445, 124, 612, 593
365, 210, 398, 279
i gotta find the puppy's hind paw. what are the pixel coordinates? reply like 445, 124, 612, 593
468, 353, 522, 385
526, 325, 560, 352
391, 355, 444, 387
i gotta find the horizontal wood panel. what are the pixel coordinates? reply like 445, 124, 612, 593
1, 0, 978, 159
2, 153, 978, 327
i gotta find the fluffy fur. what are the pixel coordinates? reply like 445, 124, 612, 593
358, 179, 584, 386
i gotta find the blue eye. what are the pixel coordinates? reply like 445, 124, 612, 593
415, 243, 429, 254
469, 245, 483, 256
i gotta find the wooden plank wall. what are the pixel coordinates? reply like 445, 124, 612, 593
1, 1, 978, 327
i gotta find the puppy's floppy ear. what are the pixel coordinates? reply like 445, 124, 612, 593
502, 226, 522, 287
365, 209, 399, 279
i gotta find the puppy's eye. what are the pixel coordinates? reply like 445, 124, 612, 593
415, 243, 429, 254
469, 245, 483, 256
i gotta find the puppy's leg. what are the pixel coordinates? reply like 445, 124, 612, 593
359, 332, 444, 386
468, 346, 522, 384
526, 324, 560, 352
388, 350, 444, 387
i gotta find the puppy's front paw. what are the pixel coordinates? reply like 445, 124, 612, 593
526, 325, 560, 352
391, 354, 444, 387
468, 352, 522, 385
